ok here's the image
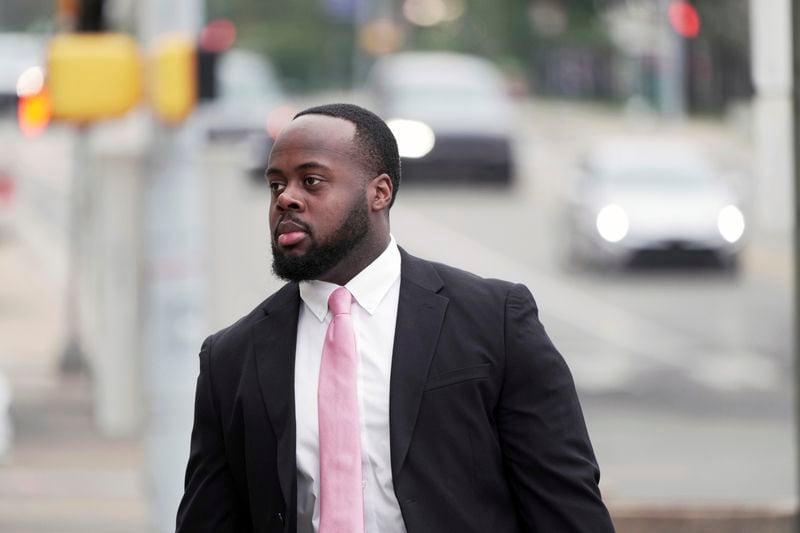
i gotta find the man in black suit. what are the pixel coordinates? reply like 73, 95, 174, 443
177, 103, 615, 533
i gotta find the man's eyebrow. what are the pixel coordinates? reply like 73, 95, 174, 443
295, 161, 330, 172
266, 161, 331, 178
265, 166, 284, 178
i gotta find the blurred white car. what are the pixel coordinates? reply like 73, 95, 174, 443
367, 51, 516, 185
195, 48, 293, 176
564, 139, 745, 271
0, 32, 46, 113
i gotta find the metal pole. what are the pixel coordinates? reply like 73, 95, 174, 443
791, 2, 800, 531
138, 1, 206, 531
750, 0, 794, 235
657, 0, 685, 118
59, 126, 89, 374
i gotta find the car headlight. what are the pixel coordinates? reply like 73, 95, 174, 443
596, 204, 629, 243
387, 119, 435, 158
16, 66, 45, 97
717, 205, 745, 243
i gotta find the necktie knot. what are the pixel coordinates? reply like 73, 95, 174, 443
328, 287, 352, 316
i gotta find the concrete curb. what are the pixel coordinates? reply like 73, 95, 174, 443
611, 504, 797, 533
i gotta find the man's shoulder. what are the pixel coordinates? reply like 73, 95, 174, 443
401, 250, 521, 301
403, 252, 516, 290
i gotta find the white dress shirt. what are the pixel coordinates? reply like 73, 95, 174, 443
295, 236, 407, 533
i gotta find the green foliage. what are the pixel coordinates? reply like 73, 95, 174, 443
238, 19, 356, 90
206, 0, 612, 90
0, 0, 53, 32
205, 0, 747, 95
209, 0, 357, 90
693, 0, 749, 50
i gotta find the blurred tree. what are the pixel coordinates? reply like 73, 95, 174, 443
525, 0, 613, 99
688, 0, 752, 112
204, 0, 750, 111
0, 0, 53, 32
206, 0, 611, 91
693, 0, 748, 51
406, 0, 607, 62
207, 0, 356, 91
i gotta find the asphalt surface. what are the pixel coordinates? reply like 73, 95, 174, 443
205, 99, 794, 505
0, 97, 795, 531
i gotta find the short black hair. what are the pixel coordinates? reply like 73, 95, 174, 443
294, 103, 401, 207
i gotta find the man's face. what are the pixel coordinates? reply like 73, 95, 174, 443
266, 115, 373, 282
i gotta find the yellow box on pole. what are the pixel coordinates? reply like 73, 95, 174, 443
47, 33, 142, 122
149, 34, 196, 123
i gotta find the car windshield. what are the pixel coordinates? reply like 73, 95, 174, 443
602, 167, 715, 189
390, 87, 502, 112
217, 51, 280, 101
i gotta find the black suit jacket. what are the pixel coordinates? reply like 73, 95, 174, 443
176, 250, 615, 533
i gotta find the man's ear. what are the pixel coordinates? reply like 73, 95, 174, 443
369, 173, 393, 212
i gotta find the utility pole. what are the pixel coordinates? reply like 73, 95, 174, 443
58, 0, 102, 376
657, 0, 686, 118
59, 124, 90, 374
750, 0, 793, 235
52, 0, 148, 435
791, 2, 800, 531
138, 1, 207, 531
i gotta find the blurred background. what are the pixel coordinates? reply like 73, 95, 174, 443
0, 0, 795, 532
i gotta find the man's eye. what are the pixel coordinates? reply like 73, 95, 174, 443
304, 177, 321, 187
269, 182, 285, 193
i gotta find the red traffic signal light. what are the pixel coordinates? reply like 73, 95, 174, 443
200, 19, 236, 53
668, 1, 701, 39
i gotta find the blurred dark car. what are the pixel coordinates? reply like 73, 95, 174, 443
0, 369, 11, 461
195, 48, 293, 176
367, 52, 516, 185
564, 138, 745, 271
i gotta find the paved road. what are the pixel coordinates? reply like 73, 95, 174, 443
204, 100, 794, 506
3, 96, 795, 522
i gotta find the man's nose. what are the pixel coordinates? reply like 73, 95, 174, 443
275, 183, 304, 211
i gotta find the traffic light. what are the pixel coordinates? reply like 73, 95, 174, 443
196, 19, 238, 101
45, 7, 237, 124
76, 0, 106, 31
149, 34, 197, 123
668, 1, 701, 38
47, 33, 142, 122
145, 19, 237, 122
48, 0, 142, 123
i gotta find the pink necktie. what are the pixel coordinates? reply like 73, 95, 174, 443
318, 287, 364, 533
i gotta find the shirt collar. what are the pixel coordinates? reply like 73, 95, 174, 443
299, 235, 401, 322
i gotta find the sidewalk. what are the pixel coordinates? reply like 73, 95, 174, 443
0, 235, 152, 533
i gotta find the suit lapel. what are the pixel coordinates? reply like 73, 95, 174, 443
390, 250, 448, 477
252, 282, 300, 511
249, 252, 448, 505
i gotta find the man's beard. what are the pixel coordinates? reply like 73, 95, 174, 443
271, 197, 370, 282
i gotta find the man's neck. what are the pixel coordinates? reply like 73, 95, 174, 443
316, 232, 390, 286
